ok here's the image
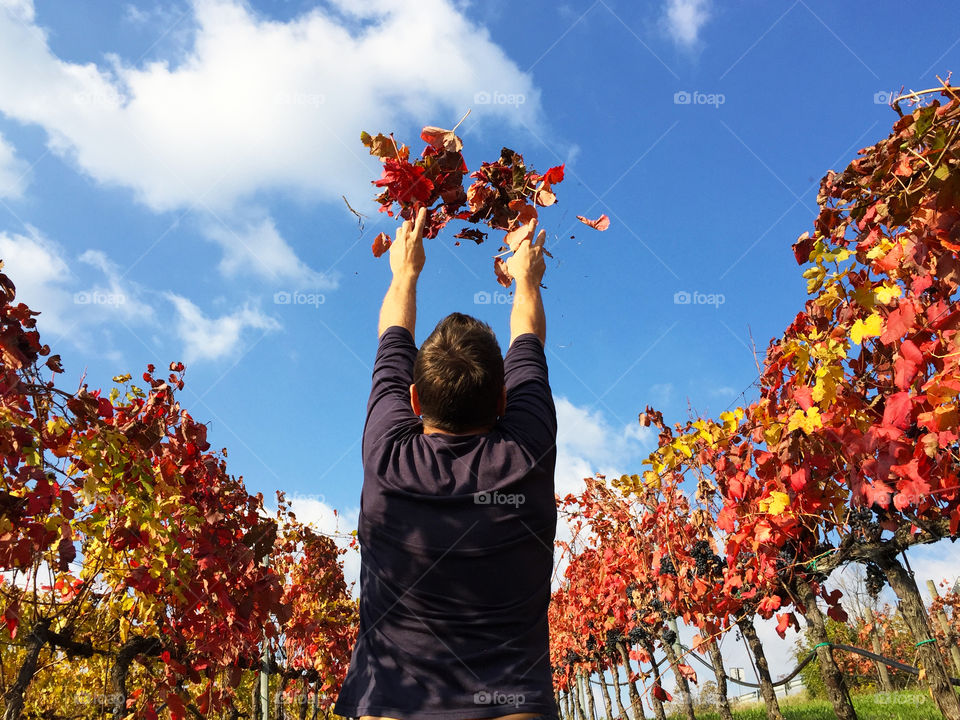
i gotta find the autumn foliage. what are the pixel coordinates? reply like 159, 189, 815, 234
0, 262, 357, 719
549, 78, 960, 720
361, 120, 608, 285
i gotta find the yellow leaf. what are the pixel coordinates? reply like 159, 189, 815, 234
643, 471, 661, 489
787, 407, 822, 434
759, 491, 790, 515
850, 312, 882, 345
874, 283, 902, 305
763, 423, 783, 446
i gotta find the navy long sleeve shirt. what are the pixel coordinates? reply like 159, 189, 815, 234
333, 326, 559, 720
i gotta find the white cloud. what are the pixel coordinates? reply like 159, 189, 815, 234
554, 395, 654, 499
0, 0, 540, 216
0, 228, 161, 357
284, 494, 361, 597
166, 292, 279, 363
662, 0, 712, 48
77, 249, 155, 324
0, 132, 26, 198
202, 216, 336, 290
0, 227, 73, 332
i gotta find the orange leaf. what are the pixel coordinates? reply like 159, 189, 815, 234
576, 213, 610, 231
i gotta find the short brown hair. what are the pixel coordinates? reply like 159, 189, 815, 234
413, 313, 504, 433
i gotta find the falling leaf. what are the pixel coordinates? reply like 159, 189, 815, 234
372, 232, 392, 258
544, 164, 565, 185
45, 354, 63, 373
420, 126, 463, 153
360, 131, 405, 160
504, 202, 539, 251
453, 228, 487, 245
494, 257, 512, 288
576, 213, 610, 231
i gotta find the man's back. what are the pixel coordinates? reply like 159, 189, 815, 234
334, 327, 557, 719
334, 209, 557, 720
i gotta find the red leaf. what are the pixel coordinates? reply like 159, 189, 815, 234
97, 397, 114, 419
494, 258, 512, 288
775, 612, 797, 638
882, 391, 913, 430
371, 232, 392, 258
420, 125, 463, 153
892, 459, 931, 510
505, 202, 539, 251
758, 594, 782, 614
862, 479, 894, 509
894, 339, 924, 390
789, 467, 808, 491
653, 685, 672, 702
881, 300, 917, 344
576, 213, 610, 231
544, 164, 565, 185
826, 603, 848, 623
373, 158, 434, 205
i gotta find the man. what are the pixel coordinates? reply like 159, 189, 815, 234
334, 206, 559, 720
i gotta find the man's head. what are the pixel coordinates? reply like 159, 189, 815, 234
411, 313, 505, 433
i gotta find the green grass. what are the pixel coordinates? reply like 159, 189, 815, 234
668, 689, 942, 720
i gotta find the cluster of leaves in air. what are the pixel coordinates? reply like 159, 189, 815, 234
362, 123, 608, 285
0, 261, 357, 720
549, 78, 960, 716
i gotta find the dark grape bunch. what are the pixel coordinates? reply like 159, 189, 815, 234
628, 625, 648, 644
865, 562, 886, 599
692, 540, 724, 578
605, 629, 625, 656
658, 557, 677, 576
849, 504, 882, 541
662, 627, 678, 646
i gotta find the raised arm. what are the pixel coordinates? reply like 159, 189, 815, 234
505, 219, 547, 346
378, 206, 426, 338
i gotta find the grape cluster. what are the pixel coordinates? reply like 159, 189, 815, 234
692, 540, 723, 578
850, 504, 882, 541
628, 626, 648, 644
865, 562, 886, 599
662, 628, 678, 646
658, 557, 677, 576
605, 629, 625, 655
585, 635, 597, 652
564, 649, 580, 665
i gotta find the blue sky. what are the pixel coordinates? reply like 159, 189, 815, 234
1, 0, 959, 692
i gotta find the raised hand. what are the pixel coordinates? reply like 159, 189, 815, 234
389, 205, 427, 280
504, 219, 547, 288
